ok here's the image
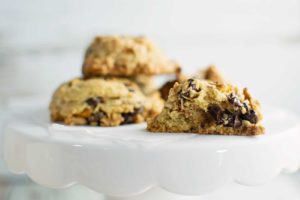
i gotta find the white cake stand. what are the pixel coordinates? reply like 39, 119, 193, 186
3, 106, 300, 200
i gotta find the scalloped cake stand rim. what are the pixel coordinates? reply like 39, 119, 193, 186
3, 106, 300, 198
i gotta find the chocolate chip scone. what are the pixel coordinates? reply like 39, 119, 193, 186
50, 77, 163, 126
148, 78, 264, 135
82, 36, 180, 77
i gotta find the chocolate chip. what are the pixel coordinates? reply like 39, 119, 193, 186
85, 97, 102, 108
227, 95, 257, 124
227, 94, 242, 107
122, 113, 135, 124
87, 112, 106, 125
225, 110, 242, 128
121, 107, 144, 125
243, 102, 249, 112
227, 94, 235, 104
208, 106, 243, 128
187, 78, 201, 92
160, 80, 176, 101
208, 105, 224, 125
187, 79, 194, 87
241, 110, 258, 124
191, 84, 201, 92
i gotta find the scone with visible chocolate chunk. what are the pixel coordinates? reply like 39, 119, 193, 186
50, 77, 163, 126
82, 36, 180, 77
159, 65, 224, 101
148, 78, 264, 135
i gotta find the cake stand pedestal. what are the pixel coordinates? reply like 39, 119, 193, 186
3, 107, 300, 200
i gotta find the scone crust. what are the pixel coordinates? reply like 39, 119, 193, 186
50, 77, 163, 126
82, 36, 180, 77
148, 79, 265, 136
159, 65, 224, 101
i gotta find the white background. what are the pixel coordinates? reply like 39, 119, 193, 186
1, 0, 300, 111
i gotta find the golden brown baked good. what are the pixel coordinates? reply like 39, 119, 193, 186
148, 78, 264, 135
82, 36, 180, 77
50, 77, 163, 126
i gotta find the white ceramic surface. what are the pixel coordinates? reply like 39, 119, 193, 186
107, 172, 300, 200
3, 106, 300, 199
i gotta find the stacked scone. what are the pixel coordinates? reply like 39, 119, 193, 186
50, 36, 179, 126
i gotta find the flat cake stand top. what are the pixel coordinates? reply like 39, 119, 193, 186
4, 106, 300, 196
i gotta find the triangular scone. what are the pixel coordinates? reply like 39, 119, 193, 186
147, 78, 264, 136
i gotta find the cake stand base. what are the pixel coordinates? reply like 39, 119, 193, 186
106, 187, 200, 200
4, 106, 300, 199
